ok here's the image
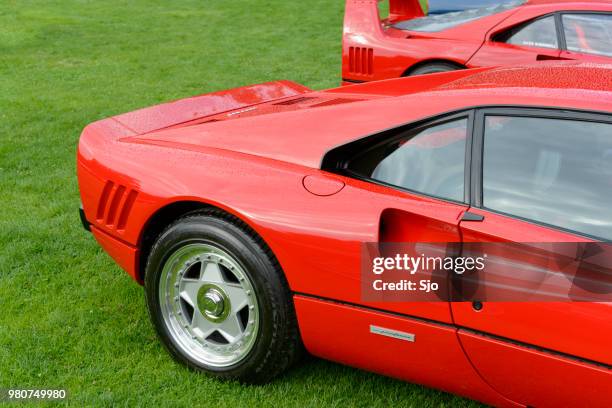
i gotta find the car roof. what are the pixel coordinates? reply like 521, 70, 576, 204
134, 63, 612, 169
393, 0, 611, 39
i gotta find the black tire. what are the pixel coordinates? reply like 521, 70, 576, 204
144, 209, 302, 384
408, 62, 461, 76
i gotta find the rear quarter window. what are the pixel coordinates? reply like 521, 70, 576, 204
346, 117, 468, 202
498, 15, 559, 49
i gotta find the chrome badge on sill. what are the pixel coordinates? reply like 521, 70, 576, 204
370, 325, 415, 342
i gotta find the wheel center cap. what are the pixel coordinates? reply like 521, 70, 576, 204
197, 286, 228, 321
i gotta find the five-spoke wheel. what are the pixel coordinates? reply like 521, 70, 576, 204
145, 211, 302, 383
159, 243, 259, 367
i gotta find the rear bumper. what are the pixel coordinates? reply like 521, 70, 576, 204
79, 204, 91, 232
341, 78, 367, 86
80, 202, 140, 281
90, 225, 141, 284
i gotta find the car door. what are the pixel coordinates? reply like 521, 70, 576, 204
295, 111, 522, 405
558, 12, 612, 63
469, 14, 563, 67
289, 111, 478, 315
451, 108, 612, 408
304, 111, 474, 322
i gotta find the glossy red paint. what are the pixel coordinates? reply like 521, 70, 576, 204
91, 226, 140, 282
294, 296, 520, 407
77, 64, 612, 407
302, 174, 346, 196
457, 332, 612, 407
342, 0, 612, 82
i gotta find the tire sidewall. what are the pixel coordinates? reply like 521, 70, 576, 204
410, 63, 459, 76
144, 215, 285, 378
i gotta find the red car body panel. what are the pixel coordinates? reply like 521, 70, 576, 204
342, 0, 612, 83
77, 63, 612, 407
294, 296, 520, 407
457, 331, 611, 407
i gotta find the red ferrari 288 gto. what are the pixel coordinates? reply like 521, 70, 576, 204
78, 63, 612, 407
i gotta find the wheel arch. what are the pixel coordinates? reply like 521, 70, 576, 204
402, 59, 467, 77
137, 199, 276, 283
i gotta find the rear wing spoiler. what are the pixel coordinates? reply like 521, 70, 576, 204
344, 0, 425, 40
112, 81, 311, 135
388, 0, 426, 23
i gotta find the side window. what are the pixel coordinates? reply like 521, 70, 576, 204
504, 16, 559, 49
482, 115, 612, 240
347, 117, 468, 202
562, 14, 612, 57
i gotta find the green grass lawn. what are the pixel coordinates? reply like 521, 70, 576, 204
0, 1, 477, 406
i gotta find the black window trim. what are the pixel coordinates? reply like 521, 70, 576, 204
322, 109, 476, 206
471, 107, 612, 242
554, 12, 566, 50
557, 11, 612, 55
322, 105, 612, 240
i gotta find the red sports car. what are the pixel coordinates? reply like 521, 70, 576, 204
342, 0, 612, 82
77, 63, 612, 407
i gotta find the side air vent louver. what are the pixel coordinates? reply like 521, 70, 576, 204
96, 181, 138, 232
348, 47, 374, 76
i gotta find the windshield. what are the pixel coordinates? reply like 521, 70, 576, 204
394, 0, 525, 33
429, 0, 518, 14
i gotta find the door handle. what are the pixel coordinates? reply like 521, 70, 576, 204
461, 212, 485, 222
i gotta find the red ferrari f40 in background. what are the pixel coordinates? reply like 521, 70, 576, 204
342, 0, 612, 82
78, 63, 612, 407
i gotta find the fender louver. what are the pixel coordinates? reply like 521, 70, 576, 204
274, 96, 318, 106
96, 181, 138, 232
348, 47, 374, 76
